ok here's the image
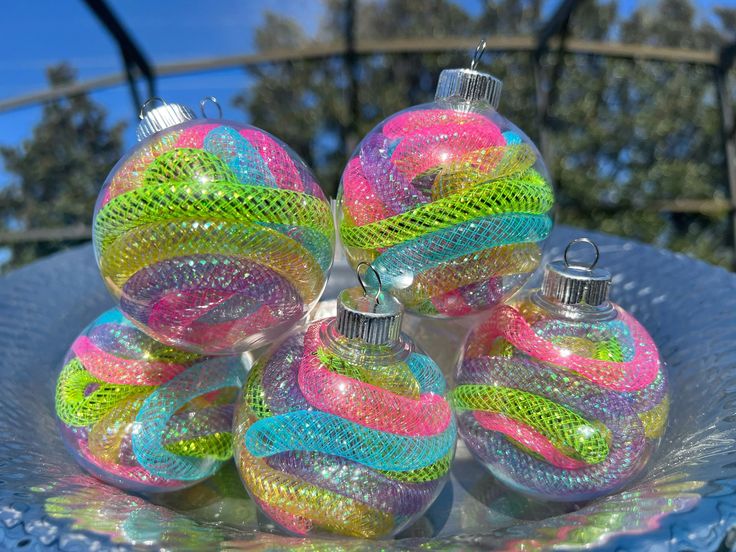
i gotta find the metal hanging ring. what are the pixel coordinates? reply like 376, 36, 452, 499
470, 38, 487, 71
200, 96, 223, 119
139, 97, 166, 119
564, 237, 600, 270
356, 262, 382, 305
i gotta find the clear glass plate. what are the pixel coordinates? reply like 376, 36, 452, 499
1, 226, 735, 550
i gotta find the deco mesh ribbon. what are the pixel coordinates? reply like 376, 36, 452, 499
235, 321, 456, 538
55, 309, 245, 490
93, 123, 333, 353
453, 300, 668, 501
339, 107, 554, 316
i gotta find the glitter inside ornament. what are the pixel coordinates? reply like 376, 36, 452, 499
234, 284, 456, 538
454, 239, 669, 501
337, 67, 553, 318
55, 308, 246, 492
93, 101, 334, 354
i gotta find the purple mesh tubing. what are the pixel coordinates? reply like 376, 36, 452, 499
260, 333, 310, 414
87, 324, 153, 358
459, 356, 636, 419
457, 411, 649, 501
623, 370, 668, 412
458, 357, 648, 500
431, 278, 504, 316
120, 255, 302, 326
359, 132, 427, 214
266, 450, 441, 517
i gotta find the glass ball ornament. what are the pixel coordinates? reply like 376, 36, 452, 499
93, 98, 334, 354
55, 308, 247, 493
454, 239, 669, 501
337, 64, 554, 318
234, 279, 456, 538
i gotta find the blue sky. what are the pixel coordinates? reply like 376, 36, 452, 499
0, 1, 325, 150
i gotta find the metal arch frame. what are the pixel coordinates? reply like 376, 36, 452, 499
532, 0, 583, 161
0, 37, 720, 115
0, 2, 733, 254
715, 37, 736, 269
82, 0, 155, 113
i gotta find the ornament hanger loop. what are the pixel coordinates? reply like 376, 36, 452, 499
470, 38, 487, 71
139, 97, 167, 119
200, 96, 223, 119
356, 262, 382, 305
564, 238, 600, 270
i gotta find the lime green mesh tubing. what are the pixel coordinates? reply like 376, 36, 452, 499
93, 123, 334, 353
452, 384, 609, 464
54, 308, 245, 493
338, 106, 554, 317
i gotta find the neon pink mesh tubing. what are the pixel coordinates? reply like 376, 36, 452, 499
473, 411, 587, 470
298, 323, 452, 436
484, 305, 660, 392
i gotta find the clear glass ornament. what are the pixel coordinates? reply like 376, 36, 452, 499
234, 274, 456, 537
337, 56, 554, 318
455, 239, 669, 501
55, 308, 246, 492
93, 98, 334, 354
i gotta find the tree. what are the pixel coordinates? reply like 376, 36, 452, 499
549, 0, 734, 267
0, 64, 125, 269
238, 0, 736, 268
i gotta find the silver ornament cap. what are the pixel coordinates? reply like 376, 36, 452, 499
136, 97, 196, 141
541, 238, 611, 307
336, 264, 403, 346
435, 68, 503, 108
435, 38, 502, 107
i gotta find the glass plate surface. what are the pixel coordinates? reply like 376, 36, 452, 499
1, 225, 735, 551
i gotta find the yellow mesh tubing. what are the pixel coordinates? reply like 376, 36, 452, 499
163, 434, 233, 460
339, 170, 552, 249
55, 358, 154, 427
378, 451, 453, 483
595, 338, 625, 362
98, 220, 325, 302
393, 243, 541, 307
141, 148, 235, 186
236, 420, 393, 538
315, 348, 421, 399
87, 395, 147, 463
487, 338, 515, 358
431, 143, 538, 200
94, 180, 333, 255
515, 299, 549, 326
551, 336, 600, 358
243, 360, 272, 419
105, 130, 182, 200
557, 335, 627, 365
639, 395, 670, 439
